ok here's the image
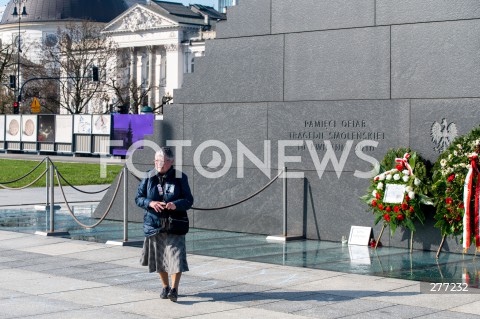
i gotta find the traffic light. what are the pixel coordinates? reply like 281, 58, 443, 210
13, 102, 19, 114
119, 104, 129, 114
9, 75, 16, 89
92, 66, 99, 81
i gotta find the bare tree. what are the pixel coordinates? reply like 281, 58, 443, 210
0, 41, 16, 113
105, 48, 153, 114
108, 77, 153, 114
40, 21, 118, 114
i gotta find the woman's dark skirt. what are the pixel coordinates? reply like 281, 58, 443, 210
140, 232, 189, 273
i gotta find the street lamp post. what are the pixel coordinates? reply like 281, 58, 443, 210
12, 0, 27, 111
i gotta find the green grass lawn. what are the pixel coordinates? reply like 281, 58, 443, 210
0, 159, 123, 188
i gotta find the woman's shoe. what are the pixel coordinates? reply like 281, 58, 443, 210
160, 286, 170, 299
167, 287, 178, 302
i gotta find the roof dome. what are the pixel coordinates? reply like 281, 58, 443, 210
1, 0, 129, 24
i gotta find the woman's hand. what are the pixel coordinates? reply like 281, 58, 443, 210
165, 202, 176, 210
149, 201, 166, 212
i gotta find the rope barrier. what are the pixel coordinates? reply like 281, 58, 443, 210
191, 170, 283, 211
2, 156, 285, 230
0, 168, 48, 190
132, 169, 284, 211
56, 169, 110, 194
0, 157, 48, 184
55, 167, 124, 229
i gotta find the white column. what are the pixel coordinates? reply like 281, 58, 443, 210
136, 50, 143, 87
155, 48, 163, 104
148, 46, 155, 107
129, 48, 136, 86
165, 43, 183, 95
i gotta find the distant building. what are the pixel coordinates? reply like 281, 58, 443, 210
104, 1, 225, 113
218, 0, 238, 13
0, 0, 225, 114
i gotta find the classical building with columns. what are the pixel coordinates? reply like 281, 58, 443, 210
103, 1, 225, 111
0, 0, 225, 114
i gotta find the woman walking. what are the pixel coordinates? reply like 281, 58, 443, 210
135, 147, 193, 302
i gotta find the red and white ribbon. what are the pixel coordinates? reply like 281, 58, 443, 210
463, 154, 479, 252
395, 153, 413, 175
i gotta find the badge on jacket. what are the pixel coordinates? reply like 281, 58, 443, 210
165, 184, 175, 194
157, 184, 163, 195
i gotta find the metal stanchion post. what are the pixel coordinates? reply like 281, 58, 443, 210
106, 167, 142, 246
46, 157, 49, 209
123, 165, 128, 242
49, 162, 55, 233
35, 157, 60, 211
266, 166, 303, 242
36, 161, 69, 236
283, 166, 287, 237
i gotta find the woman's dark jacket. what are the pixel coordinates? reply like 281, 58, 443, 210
135, 167, 193, 237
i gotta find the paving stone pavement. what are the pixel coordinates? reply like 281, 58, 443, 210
1, 230, 480, 319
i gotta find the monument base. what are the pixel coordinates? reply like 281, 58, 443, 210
35, 231, 70, 237
106, 240, 143, 246
34, 205, 61, 211
266, 235, 304, 242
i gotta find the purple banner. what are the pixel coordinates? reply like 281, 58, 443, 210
111, 114, 155, 156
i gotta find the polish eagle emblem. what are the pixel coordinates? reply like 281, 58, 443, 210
431, 119, 458, 153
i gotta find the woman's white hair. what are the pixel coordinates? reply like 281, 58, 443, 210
155, 147, 174, 160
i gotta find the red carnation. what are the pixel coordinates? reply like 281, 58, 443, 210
378, 204, 384, 210
445, 197, 453, 205
384, 214, 390, 222
396, 214, 404, 221
376, 192, 381, 200
371, 200, 377, 207
374, 177, 379, 181
409, 206, 414, 212
394, 206, 400, 213
459, 203, 465, 209
386, 206, 392, 212
447, 174, 455, 182
405, 195, 410, 202
401, 203, 408, 210
396, 164, 403, 171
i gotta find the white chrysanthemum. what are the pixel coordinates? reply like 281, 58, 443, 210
457, 144, 462, 150
406, 186, 413, 192
454, 150, 458, 156
393, 174, 400, 181
408, 191, 415, 199
440, 159, 447, 167
448, 154, 453, 160
402, 170, 409, 176
379, 174, 385, 181
402, 175, 409, 182
372, 190, 377, 197
386, 174, 392, 181
377, 182, 384, 190
414, 178, 421, 186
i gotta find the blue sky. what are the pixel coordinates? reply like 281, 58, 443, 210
0, 0, 218, 10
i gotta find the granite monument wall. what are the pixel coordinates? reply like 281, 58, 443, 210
95, 0, 480, 253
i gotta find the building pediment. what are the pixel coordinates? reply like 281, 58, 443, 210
104, 5, 178, 33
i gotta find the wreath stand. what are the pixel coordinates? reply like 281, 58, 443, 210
374, 222, 414, 253
436, 235, 446, 259
436, 236, 480, 259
